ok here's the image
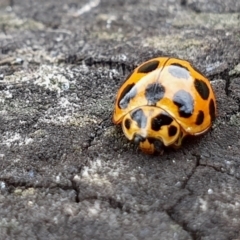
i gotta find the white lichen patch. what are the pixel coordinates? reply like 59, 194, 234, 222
229, 113, 240, 127
0, 12, 44, 31
16, 48, 61, 64
22, 188, 35, 197
2, 63, 75, 101
0, 90, 13, 103
22, 137, 34, 145
34, 65, 71, 95
1, 132, 33, 147
0, 181, 6, 190
58, 97, 72, 108
80, 158, 113, 188
35, 93, 101, 126
199, 197, 208, 211
68, 115, 99, 127
3, 132, 21, 147
2, 70, 34, 84
70, 0, 101, 17
79, 158, 142, 198
206, 61, 228, 75
81, 167, 112, 188
215, 199, 240, 216
172, 12, 240, 30
39, 107, 99, 127
143, 35, 205, 60
102, 126, 118, 137
229, 63, 240, 76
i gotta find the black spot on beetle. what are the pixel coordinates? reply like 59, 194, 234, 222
209, 99, 216, 122
145, 83, 165, 105
151, 113, 173, 131
168, 125, 178, 137
173, 90, 194, 118
137, 60, 160, 73
130, 108, 147, 128
168, 64, 190, 79
124, 118, 131, 129
118, 83, 137, 109
194, 79, 210, 100
147, 137, 155, 144
195, 110, 204, 125
147, 137, 163, 152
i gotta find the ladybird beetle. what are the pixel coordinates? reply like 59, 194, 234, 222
113, 57, 217, 154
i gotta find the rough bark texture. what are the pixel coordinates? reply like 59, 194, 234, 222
0, 0, 240, 239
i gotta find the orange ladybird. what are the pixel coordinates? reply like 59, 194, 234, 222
113, 57, 217, 154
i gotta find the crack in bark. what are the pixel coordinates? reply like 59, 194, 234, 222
71, 166, 83, 203
165, 195, 197, 240
198, 163, 240, 181
62, 56, 135, 77
180, 154, 200, 190
163, 156, 201, 240
164, 153, 240, 240
0, 177, 79, 193
71, 179, 80, 203
84, 113, 112, 152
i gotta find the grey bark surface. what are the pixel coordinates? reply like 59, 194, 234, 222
0, 0, 240, 239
